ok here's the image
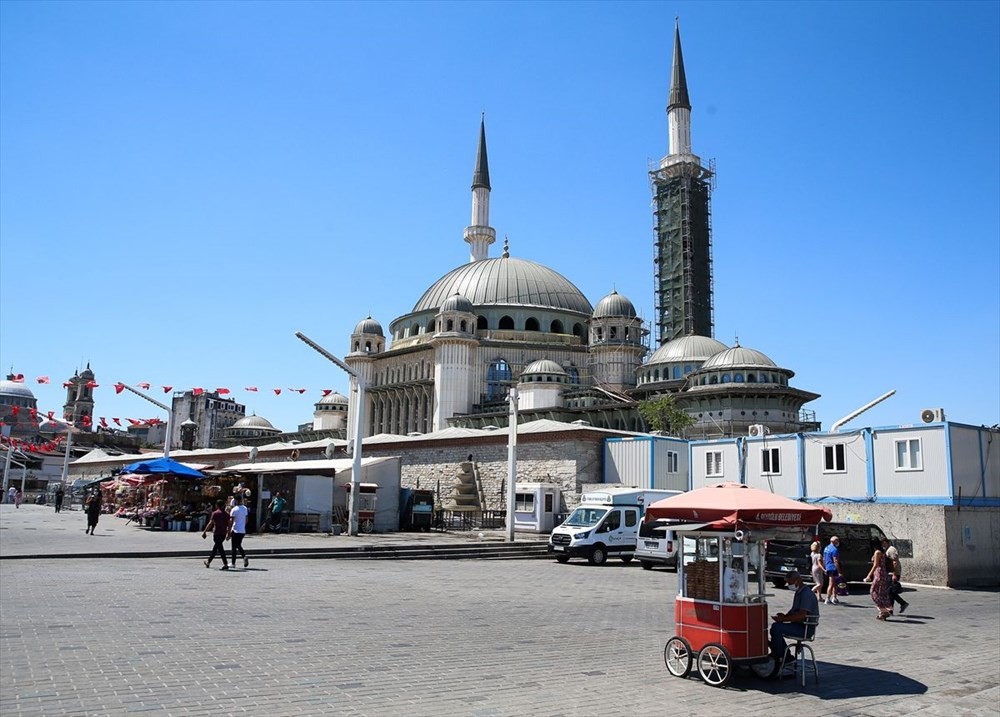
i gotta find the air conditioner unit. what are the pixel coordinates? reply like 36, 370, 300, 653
920, 408, 945, 423
748, 424, 766, 437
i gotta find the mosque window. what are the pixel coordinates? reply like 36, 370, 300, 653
673, 366, 681, 379
566, 366, 579, 384
722, 374, 731, 383
446, 320, 454, 332
572, 323, 583, 337
551, 320, 564, 333
353, 342, 360, 352
477, 316, 488, 331
734, 373, 744, 383
610, 327, 618, 340
709, 375, 718, 385
487, 359, 512, 400
499, 316, 514, 330
596, 328, 603, 341
747, 373, 757, 383
365, 342, 372, 353
460, 320, 467, 332
685, 365, 692, 374
525, 317, 540, 331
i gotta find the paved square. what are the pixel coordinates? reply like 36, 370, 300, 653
2, 548, 998, 717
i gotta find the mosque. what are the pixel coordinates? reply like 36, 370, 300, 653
341, 24, 820, 441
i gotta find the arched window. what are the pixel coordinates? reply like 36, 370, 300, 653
446, 319, 454, 331
365, 341, 372, 353
460, 320, 467, 332
734, 373, 744, 382
487, 359, 512, 400
550, 320, 564, 333
709, 375, 719, 385
684, 364, 693, 374
477, 316, 488, 331
412, 323, 420, 336
610, 326, 618, 340
499, 316, 514, 330
673, 366, 681, 379
353, 341, 360, 351
596, 327, 603, 341
572, 323, 583, 337
426, 321, 435, 334
525, 317, 540, 331
747, 373, 757, 383
566, 366, 580, 384
722, 374, 731, 383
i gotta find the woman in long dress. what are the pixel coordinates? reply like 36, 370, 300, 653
809, 541, 826, 598
85, 492, 101, 535
864, 541, 893, 620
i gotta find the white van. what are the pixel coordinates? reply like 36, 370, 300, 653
548, 489, 681, 566
635, 518, 680, 570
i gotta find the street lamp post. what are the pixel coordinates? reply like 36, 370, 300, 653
295, 331, 365, 536
506, 386, 519, 543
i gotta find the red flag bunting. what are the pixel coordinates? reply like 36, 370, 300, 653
62, 382, 72, 388
137, 382, 150, 389
114, 383, 125, 394
11, 374, 24, 383
162, 386, 172, 393
216, 388, 231, 395
99, 417, 108, 428
127, 418, 142, 426
290, 388, 307, 394
11, 406, 19, 417
36, 376, 50, 384
81, 415, 92, 426
273, 388, 282, 395
85, 381, 99, 388
47, 411, 55, 421
322, 389, 332, 396
112, 418, 121, 426
29, 408, 37, 420
192, 388, 204, 396
245, 386, 258, 392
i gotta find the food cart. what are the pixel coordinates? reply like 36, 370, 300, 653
645, 482, 832, 687
343, 482, 378, 533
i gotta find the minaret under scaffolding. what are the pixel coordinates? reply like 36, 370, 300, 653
652, 21, 715, 345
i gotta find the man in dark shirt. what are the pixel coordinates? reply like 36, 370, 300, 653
202, 500, 232, 571
770, 570, 820, 659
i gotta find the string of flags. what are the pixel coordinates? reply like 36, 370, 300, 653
10, 374, 341, 398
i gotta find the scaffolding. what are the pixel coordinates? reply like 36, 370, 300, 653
650, 157, 715, 346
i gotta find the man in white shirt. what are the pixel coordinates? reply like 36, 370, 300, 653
228, 494, 250, 569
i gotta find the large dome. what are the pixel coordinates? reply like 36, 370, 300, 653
231, 415, 277, 430
0, 380, 36, 400
701, 345, 776, 369
646, 335, 728, 366
412, 257, 593, 315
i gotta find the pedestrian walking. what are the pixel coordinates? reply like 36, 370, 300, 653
229, 494, 250, 569
6, 486, 15, 504
14, 488, 23, 508
823, 536, 843, 604
202, 500, 231, 570
54, 485, 65, 513
267, 491, 286, 532
882, 538, 910, 615
85, 491, 101, 534
864, 540, 893, 620
809, 541, 826, 599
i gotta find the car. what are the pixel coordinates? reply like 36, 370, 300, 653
765, 521, 891, 588
634, 518, 680, 570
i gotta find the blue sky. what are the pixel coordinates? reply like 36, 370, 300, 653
1, 0, 998, 434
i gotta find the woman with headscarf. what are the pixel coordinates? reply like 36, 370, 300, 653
85, 491, 102, 535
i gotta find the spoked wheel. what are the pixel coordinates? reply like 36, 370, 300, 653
749, 653, 778, 679
697, 643, 733, 687
663, 636, 692, 678
360, 518, 375, 533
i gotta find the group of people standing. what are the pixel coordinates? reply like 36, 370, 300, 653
809, 534, 910, 619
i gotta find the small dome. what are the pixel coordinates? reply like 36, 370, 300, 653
38, 420, 68, 434
317, 391, 349, 406
353, 316, 384, 337
646, 334, 729, 367
0, 380, 36, 400
593, 290, 637, 318
231, 414, 277, 430
701, 345, 777, 370
439, 292, 474, 314
522, 359, 568, 376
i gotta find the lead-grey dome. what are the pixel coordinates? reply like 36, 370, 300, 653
413, 257, 593, 315
317, 391, 349, 406
0, 380, 36, 400
231, 415, 277, 430
700, 345, 776, 369
522, 359, 568, 376
593, 290, 637, 318
353, 316, 384, 336
646, 335, 728, 366
439, 292, 474, 314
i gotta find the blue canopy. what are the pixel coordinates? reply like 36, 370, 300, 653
121, 457, 205, 478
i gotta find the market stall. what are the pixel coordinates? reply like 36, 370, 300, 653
646, 482, 832, 687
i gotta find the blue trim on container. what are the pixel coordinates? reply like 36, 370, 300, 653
796, 433, 807, 499
806, 495, 1000, 506
687, 441, 694, 491
864, 428, 876, 499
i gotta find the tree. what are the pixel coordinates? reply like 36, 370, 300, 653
638, 395, 694, 436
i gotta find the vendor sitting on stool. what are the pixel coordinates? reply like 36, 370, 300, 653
769, 570, 819, 659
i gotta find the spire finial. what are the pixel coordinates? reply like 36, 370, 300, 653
502, 237, 510, 258
472, 115, 491, 190
668, 20, 691, 112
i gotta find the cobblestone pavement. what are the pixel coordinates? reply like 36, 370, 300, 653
1, 505, 998, 717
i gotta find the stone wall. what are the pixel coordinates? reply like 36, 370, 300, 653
363, 436, 605, 515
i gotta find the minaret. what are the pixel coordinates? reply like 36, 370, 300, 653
652, 21, 715, 345
463, 116, 497, 262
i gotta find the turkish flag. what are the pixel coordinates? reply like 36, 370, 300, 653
290, 388, 307, 394
63, 382, 72, 388
127, 418, 141, 426
162, 386, 172, 393
36, 376, 50, 384
114, 383, 125, 394
100, 417, 108, 428
322, 389, 332, 396
216, 388, 231, 395
192, 388, 204, 396
112, 418, 122, 426
12, 374, 24, 383
85, 381, 98, 388
245, 386, 258, 392
137, 382, 150, 389
273, 388, 282, 395
47, 411, 55, 421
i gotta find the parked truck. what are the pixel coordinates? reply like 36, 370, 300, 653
548, 488, 681, 565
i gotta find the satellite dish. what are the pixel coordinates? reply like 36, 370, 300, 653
249, 446, 258, 464
324, 443, 336, 460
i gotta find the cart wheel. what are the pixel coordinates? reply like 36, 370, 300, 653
663, 637, 692, 678
555, 555, 570, 563
360, 518, 375, 533
750, 653, 778, 679
697, 643, 732, 687
588, 545, 607, 565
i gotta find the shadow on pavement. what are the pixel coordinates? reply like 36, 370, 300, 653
724, 662, 928, 699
